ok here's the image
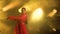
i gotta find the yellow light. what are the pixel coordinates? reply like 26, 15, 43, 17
31, 8, 43, 22
3, 1, 20, 12
48, 9, 57, 17
18, 8, 22, 13
52, 28, 56, 32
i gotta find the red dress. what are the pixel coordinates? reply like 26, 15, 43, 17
8, 13, 28, 34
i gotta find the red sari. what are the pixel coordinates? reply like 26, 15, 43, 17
8, 13, 28, 34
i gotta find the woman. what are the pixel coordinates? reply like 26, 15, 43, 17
8, 8, 28, 34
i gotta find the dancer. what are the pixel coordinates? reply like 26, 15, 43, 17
8, 8, 28, 34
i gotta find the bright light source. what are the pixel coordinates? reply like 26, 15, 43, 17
18, 8, 22, 13
31, 8, 44, 22
52, 28, 56, 32
48, 9, 57, 17
3, 2, 20, 12
49, 25, 56, 32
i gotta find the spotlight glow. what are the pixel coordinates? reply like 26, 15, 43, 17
48, 9, 57, 17
52, 28, 56, 32
3, 1, 20, 12
31, 8, 44, 22
18, 8, 22, 13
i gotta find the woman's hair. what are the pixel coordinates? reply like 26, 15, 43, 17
21, 8, 26, 12
22, 8, 26, 10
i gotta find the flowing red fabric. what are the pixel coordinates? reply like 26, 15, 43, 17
9, 14, 28, 34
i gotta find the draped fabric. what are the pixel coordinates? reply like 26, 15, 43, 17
8, 13, 28, 34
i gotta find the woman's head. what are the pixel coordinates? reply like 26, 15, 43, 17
21, 8, 26, 13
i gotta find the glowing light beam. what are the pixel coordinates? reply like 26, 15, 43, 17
31, 8, 44, 22
48, 9, 57, 17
